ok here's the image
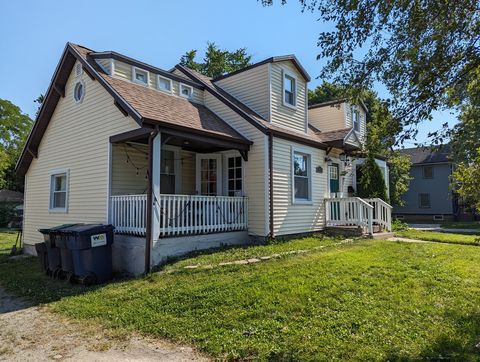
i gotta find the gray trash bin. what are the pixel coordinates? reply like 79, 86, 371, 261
38, 224, 77, 278
61, 224, 115, 285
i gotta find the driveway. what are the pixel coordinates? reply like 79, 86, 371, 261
409, 224, 480, 234
0, 287, 207, 361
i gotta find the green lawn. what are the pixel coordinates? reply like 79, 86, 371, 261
440, 221, 480, 230
0, 229, 19, 255
396, 229, 480, 246
2, 233, 480, 360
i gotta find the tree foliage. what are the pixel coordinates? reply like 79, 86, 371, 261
0, 99, 33, 191
262, 0, 480, 143
357, 155, 388, 201
451, 148, 480, 212
180, 42, 252, 78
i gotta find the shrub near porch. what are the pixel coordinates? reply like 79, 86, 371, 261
2, 237, 480, 360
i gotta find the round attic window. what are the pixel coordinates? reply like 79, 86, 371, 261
73, 81, 85, 103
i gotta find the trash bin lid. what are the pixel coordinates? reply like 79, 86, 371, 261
60, 224, 115, 235
38, 223, 79, 234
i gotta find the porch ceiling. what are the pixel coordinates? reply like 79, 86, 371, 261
110, 126, 251, 155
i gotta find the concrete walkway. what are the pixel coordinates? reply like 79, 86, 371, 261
388, 237, 433, 244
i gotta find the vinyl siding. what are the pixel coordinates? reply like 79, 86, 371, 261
308, 104, 345, 132
270, 62, 307, 133
112, 60, 204, 104
95, 59, 112, 75
23, 62, 140, 246
111, 143, 148, 195
180, 150, 196, 195
272, 137, 327, 235
204, 92, 268, 237
215, 64, 270, 120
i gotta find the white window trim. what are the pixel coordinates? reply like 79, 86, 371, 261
352, 105, 361, 133
223, 152, 245, 197
291, 146, 312, 204
157, 75, 173, 94
195, 154, 222, 196
73, 80, 85, 104
161, 145, 182, 194
49, 169, 69, 213
282, 69, 297, 109
132, 66, 149, 86
179, 83, 194, 99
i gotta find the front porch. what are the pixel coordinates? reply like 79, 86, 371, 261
107, 126, 253, 273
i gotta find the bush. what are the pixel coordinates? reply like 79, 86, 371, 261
358, 156, 389, 201
392, 218, 409, 231
0, 202, 18, 227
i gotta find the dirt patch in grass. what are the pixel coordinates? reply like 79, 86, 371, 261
0, 287, 208, 361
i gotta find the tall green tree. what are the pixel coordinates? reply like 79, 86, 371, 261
0, 99, 33, 191
180, 42, 252, 78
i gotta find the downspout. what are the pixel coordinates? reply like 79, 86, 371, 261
145, 126, 158, 274
268, 133, 274, 239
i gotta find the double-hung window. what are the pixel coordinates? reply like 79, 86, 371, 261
419, 193, 431, 208
422, 165, 434, 179
227, 155, 243, 196
293, 150, 311, 203
283, 72, 296, 107
49, 170, 68, 212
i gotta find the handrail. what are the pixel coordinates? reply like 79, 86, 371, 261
364, 198, 393, 209
325, 197, 374, 209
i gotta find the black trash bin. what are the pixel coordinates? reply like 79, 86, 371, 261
38, 224, 78, 278
34, 242, 48, 273
61, 224, 114, 285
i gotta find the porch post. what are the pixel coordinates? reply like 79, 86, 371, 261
151, 131, 161, 261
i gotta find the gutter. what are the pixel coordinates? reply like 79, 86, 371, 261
268, 133, 274, 239
145, 126, 159, 274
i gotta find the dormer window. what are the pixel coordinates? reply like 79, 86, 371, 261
158, 75, 172, 93
352, 106, 361, 132
132, 67, 149, 85
180, 84, 193, 99
283, 72, 296, 108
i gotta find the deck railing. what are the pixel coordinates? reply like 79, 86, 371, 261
110, 194, 248, 237
325, 197, 374, 234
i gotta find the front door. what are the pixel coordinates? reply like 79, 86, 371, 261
196, 154, 222, 196
329, 163, 340, 195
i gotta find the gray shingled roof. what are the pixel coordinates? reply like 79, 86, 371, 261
399, 145, 451, 164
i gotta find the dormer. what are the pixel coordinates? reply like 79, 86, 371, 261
308, 100, 368, 145
214, 56, 310, 133
92, 55, 205, 104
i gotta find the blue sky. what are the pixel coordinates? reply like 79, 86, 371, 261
0, 0, 456, 145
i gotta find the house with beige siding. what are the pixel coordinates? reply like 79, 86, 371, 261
17, 43, 391, 275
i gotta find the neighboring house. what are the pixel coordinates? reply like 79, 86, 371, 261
393, 146, 458, 221
16, 43, 391, 275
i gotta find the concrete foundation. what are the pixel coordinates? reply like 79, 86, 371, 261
112, 234, 146, 276
151, 231, 249, 266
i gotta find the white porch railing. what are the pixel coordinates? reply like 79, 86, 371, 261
364, 198, 393, 232
110, 194, 148, 235
110, 194, 248, 237
325, 197, 374, 235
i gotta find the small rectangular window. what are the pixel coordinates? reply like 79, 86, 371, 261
352, 107, 361, 132
293, 151, 311, 202
419, 193, 431, 208
422, 165, 434, 179
158, 76, 172, 93
132, 67, 149, 85
180, 84, 193, 99
283, 73, 296, 107
50, 171, 68, 212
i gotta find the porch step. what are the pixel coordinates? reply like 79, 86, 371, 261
369, 232, 394, 239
